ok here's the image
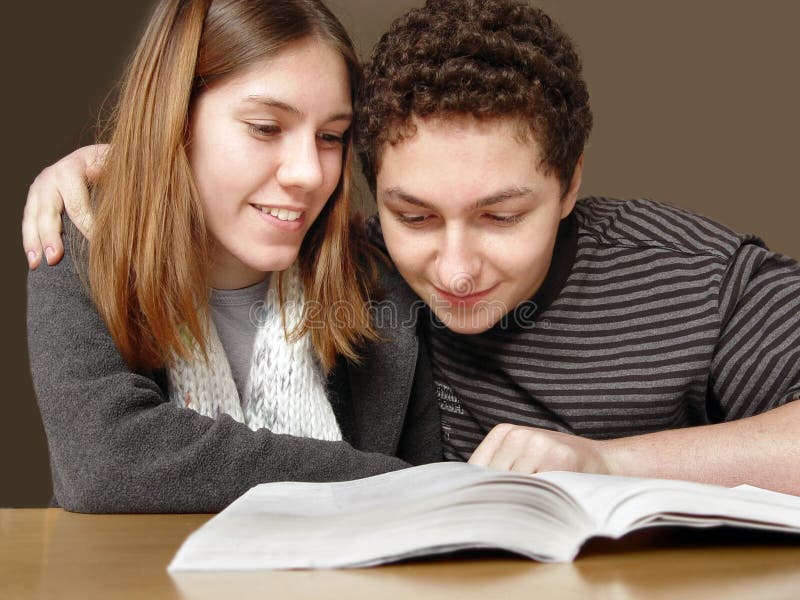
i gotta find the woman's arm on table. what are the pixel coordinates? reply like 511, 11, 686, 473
27, 225, 409, 513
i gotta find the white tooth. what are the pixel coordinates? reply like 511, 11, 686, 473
278, 209, 289, 220
267, 207, 278, 217
288, 211, 301, 220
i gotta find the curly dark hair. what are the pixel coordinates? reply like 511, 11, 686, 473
356, 0, 593, 195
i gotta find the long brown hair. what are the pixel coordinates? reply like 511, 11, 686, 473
89, 0, 377, 374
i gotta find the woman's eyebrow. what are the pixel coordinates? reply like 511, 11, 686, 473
243, 95, 352, 123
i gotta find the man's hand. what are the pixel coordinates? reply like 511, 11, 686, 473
22, 144, 107, 268
467, 401, 800, 495
468, 423, 614, 474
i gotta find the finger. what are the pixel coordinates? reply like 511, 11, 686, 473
468, 423, 514, 467
83, 143, 109, 183
37, 201, 66, 266
58, 166, 94, 239
486, 426, 537, 471
23, 172, 66, 268
22, 187, 44, 269
486, 443, 521, 472
509, 453, 541, 475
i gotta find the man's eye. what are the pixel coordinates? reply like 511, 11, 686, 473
485, 213, 524, 225
248, 123, 280, 138
396, 213, 430, 225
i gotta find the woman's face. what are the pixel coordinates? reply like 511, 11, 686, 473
188, 37, 352, 290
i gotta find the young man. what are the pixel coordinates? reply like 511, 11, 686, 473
25, 0, 800, 494
354, 0, 800, 492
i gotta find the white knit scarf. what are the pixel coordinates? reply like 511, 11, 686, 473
167, 263, 342, 441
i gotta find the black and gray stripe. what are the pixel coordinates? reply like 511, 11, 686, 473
423, 198, 800, 461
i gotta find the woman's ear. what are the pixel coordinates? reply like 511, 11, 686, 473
560, 154, 584, 219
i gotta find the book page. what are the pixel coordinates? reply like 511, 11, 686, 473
168, 464, 800, 570
169, 463, 592, 570
225, 462, 544, 517
534, 471, 659, 526
536, 471, 800, 538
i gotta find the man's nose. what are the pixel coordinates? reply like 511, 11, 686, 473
435, 227, 482, 295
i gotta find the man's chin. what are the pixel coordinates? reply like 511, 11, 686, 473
429, 308, 501, 335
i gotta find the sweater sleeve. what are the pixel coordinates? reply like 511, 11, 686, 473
27, 232, 409, 514
710, 241, 800, 418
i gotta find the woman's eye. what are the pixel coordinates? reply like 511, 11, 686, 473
248, 123, 280, 138
317, 132, 346, 148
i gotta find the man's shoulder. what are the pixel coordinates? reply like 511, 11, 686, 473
365, 213, 388, 254
364, 214, 404, 290
572, 197, 760, 259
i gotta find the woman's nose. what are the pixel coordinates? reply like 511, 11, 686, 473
276, 135, 324, 191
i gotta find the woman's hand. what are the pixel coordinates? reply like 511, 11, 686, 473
22, 144, 108, 268
468, 423, 614, 475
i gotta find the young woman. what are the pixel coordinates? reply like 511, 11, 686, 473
25, 0, 441, 513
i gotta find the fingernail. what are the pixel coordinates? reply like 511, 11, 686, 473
27, 251, 36, 264
44, 246, 55, 264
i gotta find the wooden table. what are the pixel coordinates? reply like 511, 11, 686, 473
2, 508, 799, 599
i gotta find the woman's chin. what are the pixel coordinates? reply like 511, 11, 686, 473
250, 250, 301, 274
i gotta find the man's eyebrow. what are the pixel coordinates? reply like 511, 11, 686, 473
383, 186, 535, 210
471, 187, 535, 209
243, 95, 352, 123
382, 188, 434, 209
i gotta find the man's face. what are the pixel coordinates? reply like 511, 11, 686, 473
376, 116, 581, 334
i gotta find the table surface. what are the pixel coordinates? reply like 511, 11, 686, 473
3, 508, 800, 600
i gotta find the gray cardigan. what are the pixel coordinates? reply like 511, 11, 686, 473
27, 226, 441, 513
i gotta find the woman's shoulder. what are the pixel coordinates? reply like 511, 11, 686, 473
27, 217, 89, 299
26, 216, 104, 354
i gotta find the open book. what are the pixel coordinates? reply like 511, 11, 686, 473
168, 462, 800, 570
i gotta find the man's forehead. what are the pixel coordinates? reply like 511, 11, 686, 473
376, 116, 546, 185
385, 113, 538, 144
375, 113, 543, 175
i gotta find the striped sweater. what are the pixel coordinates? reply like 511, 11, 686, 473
370, 197, 800, 461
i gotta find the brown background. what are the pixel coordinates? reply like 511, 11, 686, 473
3, 1, 798, 507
